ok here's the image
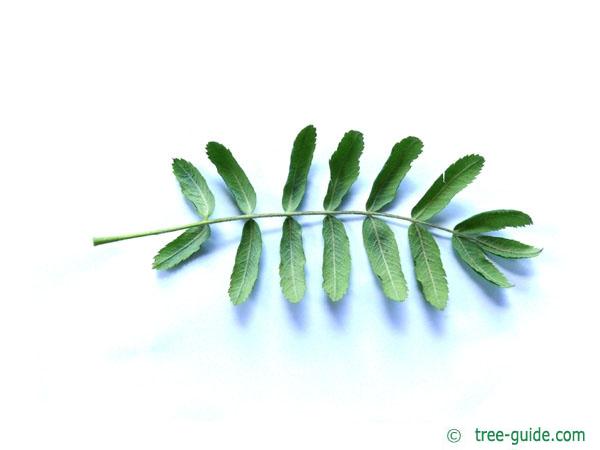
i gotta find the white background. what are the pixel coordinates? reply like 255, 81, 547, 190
1, 1, 599, 448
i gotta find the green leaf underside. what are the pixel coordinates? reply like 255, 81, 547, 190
362, 217, 407, 301
282, 125, 317, 212
323, 130, 364, 210
452, 236, 512, 287
206, 141, 257, 214
279, 217, 307, 302
408, 224, 448, 309
475, 235, 542, 259
411, 154, 484, 221
366, 137, 423, 212
322, 215, 351, 301
172, 158, 215, 218
229, 220, 262, 305
153, 226, 211, 270
455, 209, 532, 233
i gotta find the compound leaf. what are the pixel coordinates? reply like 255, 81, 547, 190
95, 128, 543, 308
322, 215, 351, 301
172, 158, 215, 218
206, 141, 256, 214
412, 154, 484, 221
282, 125, 317, 212
475, 235, 542, 259
153, 226, 211, 270
362, 217, 407, 301
452, 236, 512, 287
366, 136, 423, 211
408, 224, 448, 309
455, 209, 533, 234
323, 130, 364, 210
229, 220, 262, 304
279, 217, 307, 302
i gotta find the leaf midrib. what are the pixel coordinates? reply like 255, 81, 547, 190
456, 237, 502, 283
286, 219, 299, 299
232, 171, 252, 213
285, 130, 311, 211
232, 222, 256, 302
414, 225, 439, 299
455, 236, 480, 269
284, 164, 299, 211
414, 159, 480, 219
368, 161, 398, 211
326, 175, 340, 210
475, 238, 535, 257
325, 135, 360, 209
368, 184, 388, 211
369, 218, 400, 299
156, 228, 206, 267
328, 217, 338, 297
179, 163, 210, 216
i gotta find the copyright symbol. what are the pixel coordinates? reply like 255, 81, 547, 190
447, 429, 461, 443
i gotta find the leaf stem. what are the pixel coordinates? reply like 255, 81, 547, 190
92, 210, 461, 246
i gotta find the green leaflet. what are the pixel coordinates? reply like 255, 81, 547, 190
322, 215, 351, 301
452, 236, 512, 287
366, 137, 423, 212
408, 224, 448, 309
172, 158, 215, 218
152, 159, 215, 270
362, 217, 407, 301
411, 154, 484, 221
323, 130, 364, 211
206, 141, 257, 214
152, 226, 211, 270
282, 125, 317, 212
279, 217, 307, 302
475, 235, 542, 259
455, 209, 532, 233
279, 125, 314, 301
229, 220, 262, 305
